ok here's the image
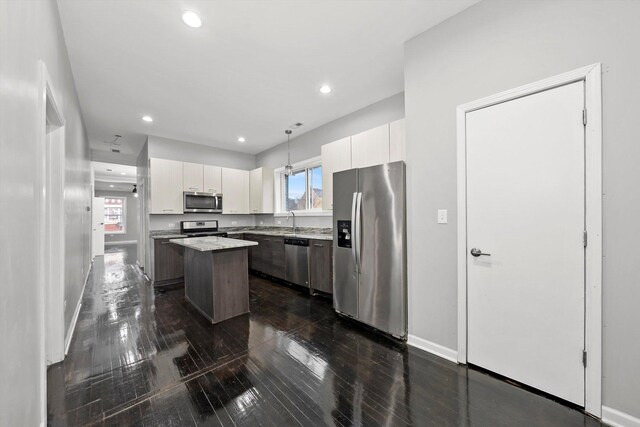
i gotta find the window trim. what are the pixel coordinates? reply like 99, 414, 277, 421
104, 196, 127, 235
274, 156, 331, 216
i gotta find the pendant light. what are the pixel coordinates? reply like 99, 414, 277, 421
132, 184, 138, 198
284, 129, 293, 176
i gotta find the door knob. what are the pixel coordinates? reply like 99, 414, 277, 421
470, 248, 491, 257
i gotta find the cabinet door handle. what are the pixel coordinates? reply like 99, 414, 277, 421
163, 209, 173, 212
313, 243, 324, 247
160, 241, 171, 245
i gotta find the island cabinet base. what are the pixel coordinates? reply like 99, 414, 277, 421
183, 247, 250, 324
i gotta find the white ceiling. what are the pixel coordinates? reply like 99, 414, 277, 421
58, 0, 476, 159
95, 180, 137, 193
92, 161, 137, 183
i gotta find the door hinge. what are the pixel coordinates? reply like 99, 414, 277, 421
583, 230, 588, 248
583, 350, 587, 367
582, 109, 587, 126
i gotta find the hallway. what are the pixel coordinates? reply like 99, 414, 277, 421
47, 246, 601, 426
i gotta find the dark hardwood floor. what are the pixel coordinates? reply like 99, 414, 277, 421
48, 245, 602, 426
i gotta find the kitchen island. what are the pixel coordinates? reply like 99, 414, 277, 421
170, 236, 258, 324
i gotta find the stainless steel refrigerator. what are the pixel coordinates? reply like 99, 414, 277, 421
333, 161, 407, 339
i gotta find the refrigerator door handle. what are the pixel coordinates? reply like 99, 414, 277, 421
355, 192, 362, 273
351, 192, 358, 272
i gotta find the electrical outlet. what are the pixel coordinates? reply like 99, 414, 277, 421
232, 221, 238, 225
64, 300, 67, 311
168, 223, 175, 228
259, 221, 264, 225
277, 220, 282, 225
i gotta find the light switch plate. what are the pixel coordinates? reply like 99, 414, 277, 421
437, 209, 448, 224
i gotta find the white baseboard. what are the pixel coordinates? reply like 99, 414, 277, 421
407, 334, 458, 363
603, 406, 640, 427
64, 262, 91, 355
105, 240, 136, 245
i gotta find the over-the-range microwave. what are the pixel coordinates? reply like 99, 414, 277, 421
183, 192, 222, 213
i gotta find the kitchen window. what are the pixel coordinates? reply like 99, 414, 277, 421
104, 197, 126, 234
274, 156, 328, 215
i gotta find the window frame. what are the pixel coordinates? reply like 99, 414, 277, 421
273, 156, 331, 217
104, 196, 127, 234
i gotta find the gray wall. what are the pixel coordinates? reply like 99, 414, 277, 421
0, 0, 91, 425
257, 92, 404, 168
404, 0, 640, 418
148, 135, 256, 170
96, 190, 138, 243
256, 92, 405, 228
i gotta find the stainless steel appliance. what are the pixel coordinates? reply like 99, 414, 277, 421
180, 220, 227, 237
333, 161, 407, 339
183, 192, 222, 213
284, 237, 309, 287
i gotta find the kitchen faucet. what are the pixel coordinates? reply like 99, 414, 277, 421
287, 211, 296, 235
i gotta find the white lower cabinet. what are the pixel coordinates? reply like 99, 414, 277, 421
250, 167, 274, 214
150, 158, 184, 214
221, 168, 250, 214
321, 137, 352, 210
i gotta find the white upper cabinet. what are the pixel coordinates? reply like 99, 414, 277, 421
250, 167, 274, 214
150, 158, 184, 214
351, 123, 390, 168
221, 168, 250, 214
389, 118, 406, 162
183, 162, 204, 192
203, 165, 222, 194
321, 137, 352, 210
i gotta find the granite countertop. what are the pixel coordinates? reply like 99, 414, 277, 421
151, 226, 333, 241
150, 232, 187, 239
225, 227, 333, 241
169, 236, 258, 252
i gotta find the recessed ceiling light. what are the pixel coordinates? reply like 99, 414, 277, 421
238, 137, 246, 143
182, 11, 202, 28
106, 168, 112, 172
142, 115, 153, 122
320, 85, 332, 94
109, 184, 114, 188
120, 172, 126, 175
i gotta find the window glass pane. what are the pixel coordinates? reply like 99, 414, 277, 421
309, 166, 322, 209
104, 197, 125, 233
285, 170, 307, 211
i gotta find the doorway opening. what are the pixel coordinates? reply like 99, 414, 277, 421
91, 161, 139, 263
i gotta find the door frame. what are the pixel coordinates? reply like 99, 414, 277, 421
38, 60, 66, 425
456, 64, 602, 417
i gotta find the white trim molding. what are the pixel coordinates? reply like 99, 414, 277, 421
456, 64, 602, 417
64, 262, 92, 355
602, 406, 640, 427
407, 335, 458, 364
38, 60, 66, 426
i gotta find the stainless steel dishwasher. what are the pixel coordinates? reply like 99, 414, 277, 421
284, 237, 309, 287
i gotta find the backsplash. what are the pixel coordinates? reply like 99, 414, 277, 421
150, 213, 333, 230
254, 214, 332, 229
149, 213, 255, 230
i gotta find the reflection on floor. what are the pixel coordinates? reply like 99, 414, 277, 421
47, 245, 601, 426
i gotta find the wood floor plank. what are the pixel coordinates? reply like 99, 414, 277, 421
47, 245, 602, 427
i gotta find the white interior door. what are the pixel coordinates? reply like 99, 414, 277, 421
466, 81, 585, 405
92, 197, 105, 258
